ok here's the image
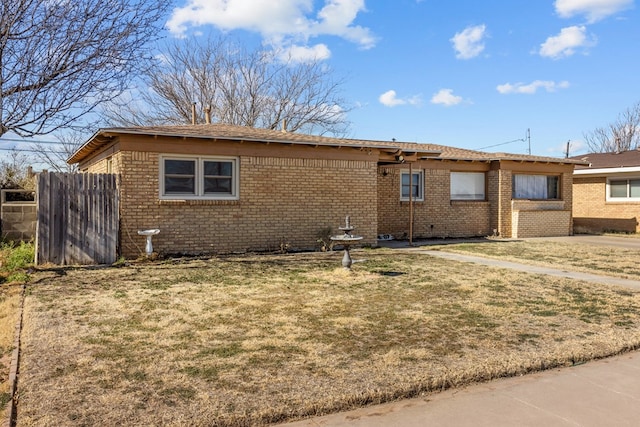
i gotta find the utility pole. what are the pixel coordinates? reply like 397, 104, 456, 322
527, 128, 531, 155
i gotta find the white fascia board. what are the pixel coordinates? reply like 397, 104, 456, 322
574, 166, 640, 176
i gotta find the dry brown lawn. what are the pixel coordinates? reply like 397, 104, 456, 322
16, 248, 640, 426
0, 284, 22, 420
431, 239, 640, 279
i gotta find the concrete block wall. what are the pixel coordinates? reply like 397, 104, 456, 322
1, 203, 37, 241
573, 176, 640, 233
377, 167, 491, 239
107, 152, 378, 258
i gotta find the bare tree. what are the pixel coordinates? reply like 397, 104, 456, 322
104, 38, 352, 136
584, 102, 640, 153
0, 150, 33, 189
30, 131, 87, 172
0, 0, 169, 138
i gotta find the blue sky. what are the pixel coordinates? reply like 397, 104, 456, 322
4, 0, 638, 164
163, 0, 639, 157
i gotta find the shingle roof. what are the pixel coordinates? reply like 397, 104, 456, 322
68, 124, 583, 165
570, 150, 640, 169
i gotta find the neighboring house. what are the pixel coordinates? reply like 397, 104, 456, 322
68, 124, 584, 258
571, 150, 640, 233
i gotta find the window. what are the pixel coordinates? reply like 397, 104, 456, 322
400, 170, 424, 201
161, 156, 238, 200
608, 178, 640, 201
512, 174, 560, 200
450, 172, 485, 200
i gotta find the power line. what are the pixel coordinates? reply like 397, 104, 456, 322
476, 138, 525, 151
0, 147, 68, 154
0, 137, 63, 145
476, 129, 531, 154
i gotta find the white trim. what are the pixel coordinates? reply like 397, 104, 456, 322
574, 166, 640, 175
605, 177, 640, 202
400, 169, 424, 202
159, 154, 239, 200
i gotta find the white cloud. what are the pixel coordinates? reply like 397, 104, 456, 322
539, 26, 595, 59
379, 90, 421, 107
555, 0, 633, 22
430, 89, 463, 107
450, 24, 487, 59
166, 0, 377, 58
279, 43, 331, 62
497, 80, 570, 94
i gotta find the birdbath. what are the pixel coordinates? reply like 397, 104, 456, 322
330, 216, 363, 270
138, 229, 160, 256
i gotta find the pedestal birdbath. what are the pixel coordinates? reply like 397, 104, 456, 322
138, 229, 160, 256
330, 216, 363, 270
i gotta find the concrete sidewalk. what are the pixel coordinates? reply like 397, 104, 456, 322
282, 350, 640, 426
415, 249, 640, 290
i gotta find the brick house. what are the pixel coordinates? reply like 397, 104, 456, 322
571, 150, 640, 233
68, 124, 584, 258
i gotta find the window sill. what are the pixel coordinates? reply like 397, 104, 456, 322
158, 199, 240, 206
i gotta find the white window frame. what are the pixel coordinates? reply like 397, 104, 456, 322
512, 174, 560, 200
160, 155, 239, 200
450, 172, 485, 201
606, 177, 640, 202
400, 169, 424, 201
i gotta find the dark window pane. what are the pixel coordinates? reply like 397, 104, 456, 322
165, 176, 195, 194
204, 161, 232, 177
204, 177, 232, 194
401, 172, 421, 198
165, 159, 195, 175
547, 176, 559, 199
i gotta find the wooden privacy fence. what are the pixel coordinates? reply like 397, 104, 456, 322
36, 172, 119, 265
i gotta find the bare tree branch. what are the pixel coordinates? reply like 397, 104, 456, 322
103, 38, 352, 136
584, 102, 640, 153
0, 0, 169, 137
30, 131, 86, 172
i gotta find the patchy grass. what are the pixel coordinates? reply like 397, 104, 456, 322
431, 240, 640, 279
16, 249, 640, 426
0, 242, 32, 420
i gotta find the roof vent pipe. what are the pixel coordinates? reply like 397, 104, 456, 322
191, 102, 197, 125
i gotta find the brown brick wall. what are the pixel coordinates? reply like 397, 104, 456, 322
573, 176, 640, 233
111, 152, 377, 258
377, 167, 491, 238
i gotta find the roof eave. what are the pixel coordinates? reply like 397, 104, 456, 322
67, 128, 442, 164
